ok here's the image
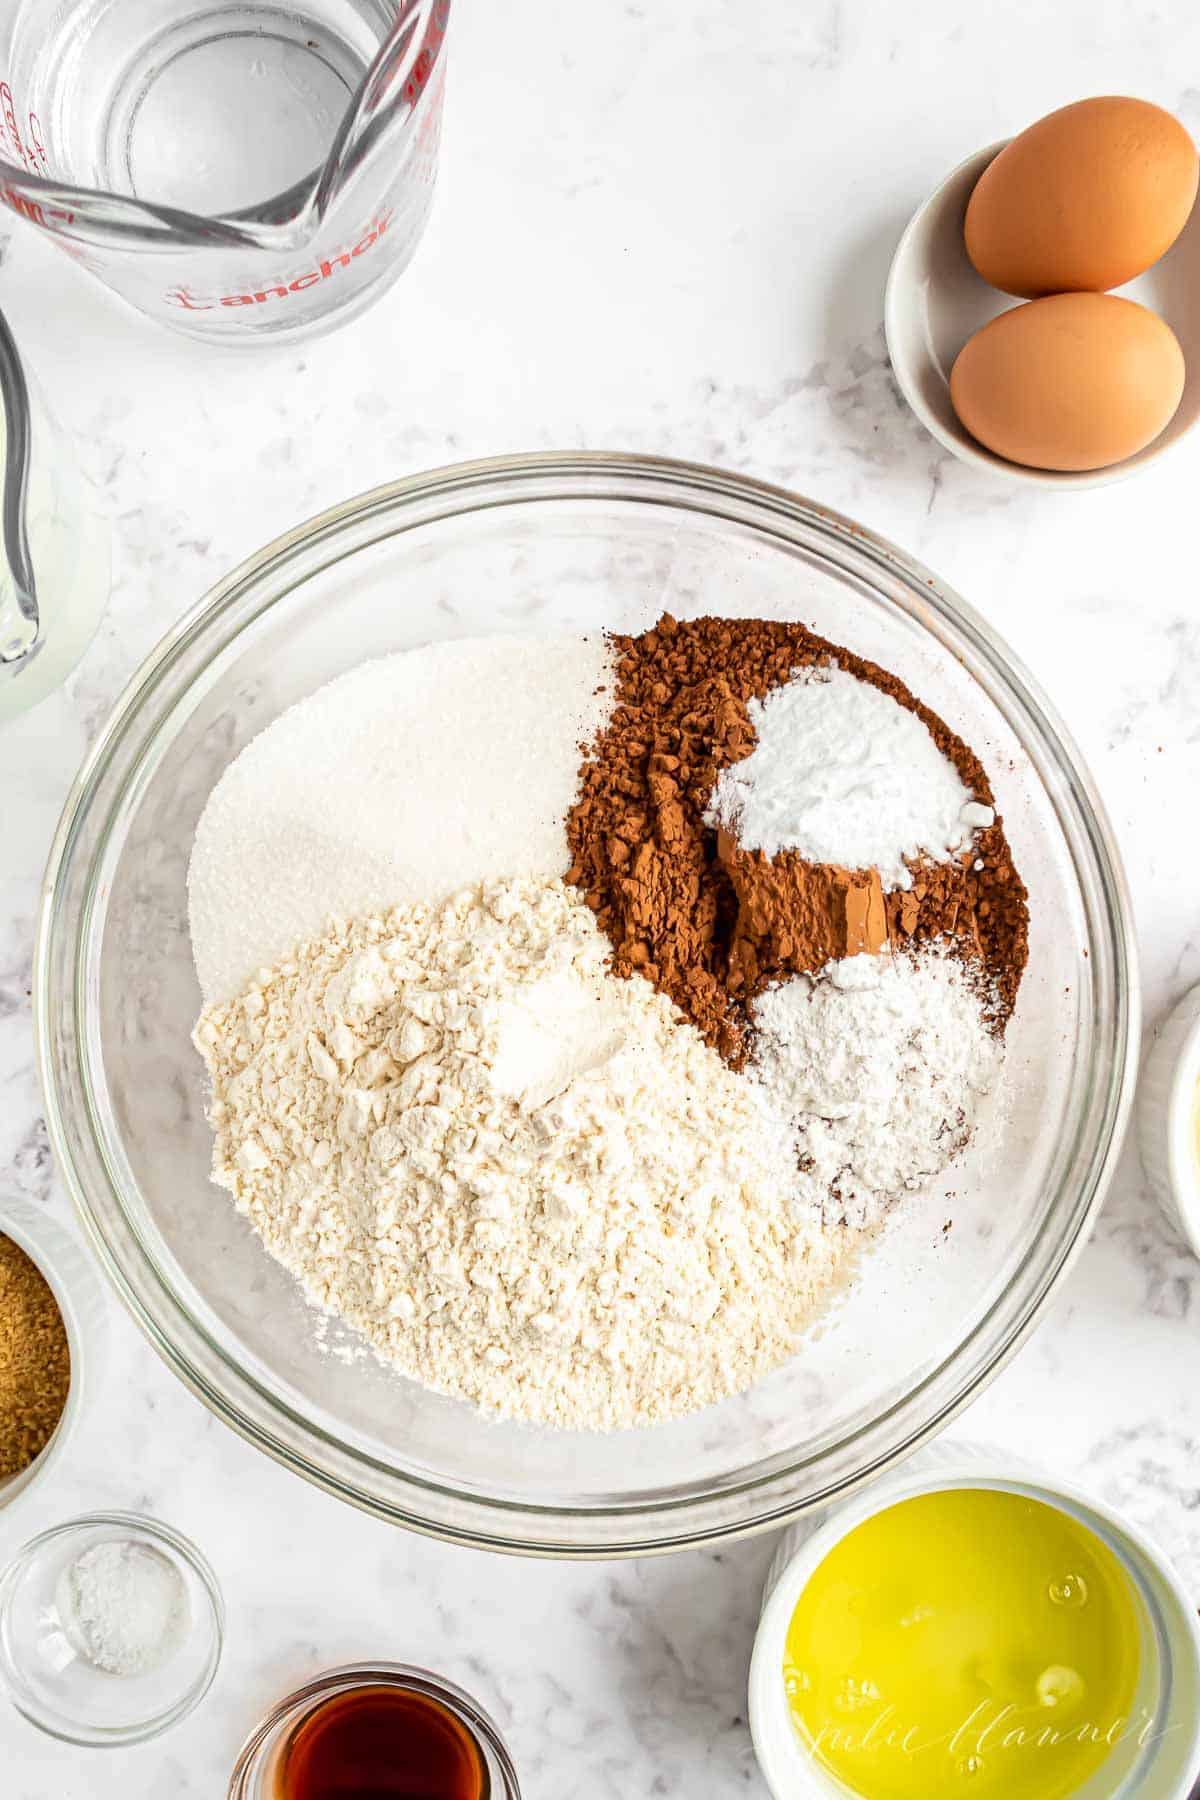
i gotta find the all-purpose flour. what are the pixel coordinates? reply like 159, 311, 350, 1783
188, 636, 614, 1005
193, 877, 843, 1431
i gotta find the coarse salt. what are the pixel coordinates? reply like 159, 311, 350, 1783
57, 1541, 189, 1678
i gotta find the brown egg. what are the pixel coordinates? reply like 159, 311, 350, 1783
949, 293, 1185, 472
965, 97, 1198, 297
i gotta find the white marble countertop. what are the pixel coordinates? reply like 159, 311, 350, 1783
4, 2, 1200, 1793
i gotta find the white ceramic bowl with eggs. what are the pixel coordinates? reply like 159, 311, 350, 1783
748, 1441, 1200, 1799
885, 140, 1200, 488
0, 1195, 107, 1522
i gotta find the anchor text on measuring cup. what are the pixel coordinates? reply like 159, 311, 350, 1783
165, 209, 397, 313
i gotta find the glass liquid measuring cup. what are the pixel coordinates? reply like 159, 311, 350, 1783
0, 0, 450, 343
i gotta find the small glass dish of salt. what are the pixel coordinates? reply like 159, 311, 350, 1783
0, 1511, 222, 1744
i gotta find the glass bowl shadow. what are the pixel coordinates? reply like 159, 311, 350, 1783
36, 452, 1139, 1556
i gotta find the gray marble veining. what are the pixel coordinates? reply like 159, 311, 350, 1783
4, 1, 1200, 1793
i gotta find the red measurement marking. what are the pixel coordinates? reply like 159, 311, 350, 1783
0, 83, 30, 170
375, 0, 448, 105
0, 183, 76, 228
0, 183, 42, 223
27, 112, 47, 172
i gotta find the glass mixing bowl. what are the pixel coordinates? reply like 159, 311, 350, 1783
36, 453, 1138, 1555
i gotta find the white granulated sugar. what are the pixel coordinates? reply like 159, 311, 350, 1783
193, 877, 850, 1432
188, 636, 614, 1005
751, 946, 1002, 1234
705, 664, 994, 889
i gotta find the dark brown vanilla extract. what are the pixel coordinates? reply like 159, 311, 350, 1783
273, 1684, 488, 1800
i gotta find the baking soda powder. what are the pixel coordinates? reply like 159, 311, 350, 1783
706, 663, 994, 887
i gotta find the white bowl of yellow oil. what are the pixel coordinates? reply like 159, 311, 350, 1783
1137, 983, 1200, 1261
749, 1443, 1200, 1800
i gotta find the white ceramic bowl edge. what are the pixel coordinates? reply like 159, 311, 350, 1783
1136, 984, 1200, 1259
0, 1196, 107, 1521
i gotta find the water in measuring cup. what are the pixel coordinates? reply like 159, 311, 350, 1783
10, 0, 394, 215
3, 0, 447, 340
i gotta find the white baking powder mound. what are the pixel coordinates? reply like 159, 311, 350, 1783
188, 636, 614, 1004
706, 663, 994, 889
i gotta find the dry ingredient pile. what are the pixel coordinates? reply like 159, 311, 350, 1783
751, 949, 1002, 1236
565, 613, 1028, 1063
189, 616, 1029, 1431
195, 879, 824, 1429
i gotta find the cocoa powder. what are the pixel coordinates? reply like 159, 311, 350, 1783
565, 613, 1029, 1062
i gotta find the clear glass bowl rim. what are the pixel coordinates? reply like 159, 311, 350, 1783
35, 449, 1140, 1556
0, 1509, 225, 1745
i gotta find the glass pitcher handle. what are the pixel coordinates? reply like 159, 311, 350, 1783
0, 306, 38, 669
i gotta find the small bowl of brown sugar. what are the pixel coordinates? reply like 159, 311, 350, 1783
0, 1197, 106, 1516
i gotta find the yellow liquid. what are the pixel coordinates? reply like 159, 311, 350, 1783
784, 1488, 1142, 1800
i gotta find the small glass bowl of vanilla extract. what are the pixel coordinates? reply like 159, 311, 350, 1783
227, 1663, 522, 1800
